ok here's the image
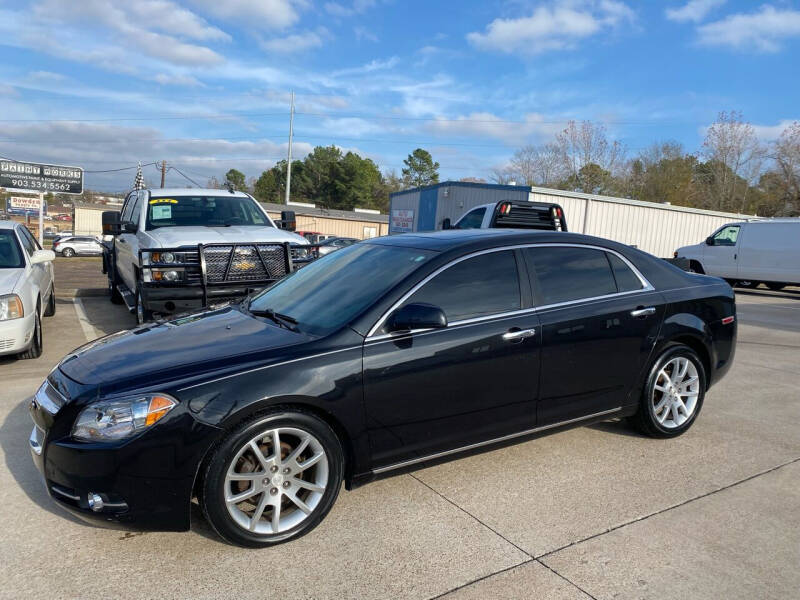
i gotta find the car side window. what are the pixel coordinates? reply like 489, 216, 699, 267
712, 225, 739, 246
453, 207, 486, 229
400, 250, 521, 323
120, 192, 136, 224
130, 192, 144, 228
526, 247, 618, 306
607, 253, 643, 293
18, 227, 40, 255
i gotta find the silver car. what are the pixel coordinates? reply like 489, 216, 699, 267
53, 236, 104, 257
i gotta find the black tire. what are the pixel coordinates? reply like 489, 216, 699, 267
19, 305, 43, 360
629, 344, 706, 438
135, 285, 153, 324
109, 273, 124, 304
200, 409, 344, 548
765, 282, 786, 291
61, 247, 75, 258
736, 280, 756, 288
43, 285, 56, 317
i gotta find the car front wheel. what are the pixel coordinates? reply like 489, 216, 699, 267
630, 345, 706, 438
200, 410, 344, 547
61, 247, 74, 257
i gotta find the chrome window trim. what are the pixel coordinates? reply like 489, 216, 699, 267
371, 407, 623, 474
366, 242, 654, 339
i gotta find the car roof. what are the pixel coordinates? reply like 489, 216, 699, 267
146, 188, 251, 198
0, 220, 20, 230
366, 228, 606, 252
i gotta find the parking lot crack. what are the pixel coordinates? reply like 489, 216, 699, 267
536, 456, 800, 562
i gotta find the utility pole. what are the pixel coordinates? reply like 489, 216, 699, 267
160, 160, 167, 188
284, 91, 294, 205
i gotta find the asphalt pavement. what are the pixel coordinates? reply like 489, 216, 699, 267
0, 283, 798, 599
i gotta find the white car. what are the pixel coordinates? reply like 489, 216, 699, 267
675, 219, 800, 290
0, 221, 56, 359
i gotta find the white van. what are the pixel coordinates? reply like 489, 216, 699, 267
675, 219, 800, 290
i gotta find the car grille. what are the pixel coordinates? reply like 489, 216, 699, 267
202, 245, 288, 283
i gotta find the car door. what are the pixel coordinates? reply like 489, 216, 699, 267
115, 191, 140, 289
524, 245, 665, 426
16, 226, 52, 307
363, 249, 541, 469
702, 225, 740, 279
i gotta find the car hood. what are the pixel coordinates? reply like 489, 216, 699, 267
58, 306, 310, 390
0, 269, 23, 293
147, 226, 308, 247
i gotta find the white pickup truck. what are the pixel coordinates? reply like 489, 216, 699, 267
103, 188, 309, 323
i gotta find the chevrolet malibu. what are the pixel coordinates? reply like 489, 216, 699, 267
29, 229, 736, 547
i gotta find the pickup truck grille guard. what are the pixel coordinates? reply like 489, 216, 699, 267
139, 242, 294, 307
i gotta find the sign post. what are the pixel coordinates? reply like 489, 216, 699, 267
0, 159, 84, 245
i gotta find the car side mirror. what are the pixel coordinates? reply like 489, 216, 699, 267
122, 222, 138, 233
30, 249, 55, 264
277, 210, 296, 231
705, 236, 715, 246
442, 218, 451, 230
387, 303, 447, 333
102, 210, 122, 235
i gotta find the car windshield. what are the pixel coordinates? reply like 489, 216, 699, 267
146, 195, 273, 230
0, 231, 24, 268
247, 243, 435, 336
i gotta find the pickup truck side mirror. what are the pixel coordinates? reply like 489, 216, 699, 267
442, 218, 451, 230
102, 210, 122, 236
277, 210, 296, 231
387, 303, 447, 333
705, 236, 715, 246
122, 222, 138, 233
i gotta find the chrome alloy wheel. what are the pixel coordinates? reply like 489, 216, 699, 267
651, 356, 700, 429
224, 427, 329, 535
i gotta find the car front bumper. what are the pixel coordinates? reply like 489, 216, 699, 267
140, 283, 270, 314
0, 313, 35, 356
29, 381, 223, 531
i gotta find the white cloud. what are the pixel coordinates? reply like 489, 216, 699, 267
467, 0, 635, 55
324, 0, 375, 18
260, 31, 324, 53
330, 57, 400, 77
190, 0, 305, 29
697, 5, 800, 52
425, 112, 563, 145
751, 119, 799, 141
27, 70, 66, 82
152, 73, 205, 86
665, 0, 726, 23
354, 26, 378, 43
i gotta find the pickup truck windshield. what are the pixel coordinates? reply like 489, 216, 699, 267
146, 196, 272, 230
247, 244, 435, 336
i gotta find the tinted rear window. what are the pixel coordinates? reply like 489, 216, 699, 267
608, 253, 643, 292
0, 231, 24, 268
527, 247, 617, 305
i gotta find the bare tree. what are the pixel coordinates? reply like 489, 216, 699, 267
554, 120, 625, 193
774, 121, 800, 211
508, 143, 563, 187
488, 166, 514, 185
701, 111, 765, 212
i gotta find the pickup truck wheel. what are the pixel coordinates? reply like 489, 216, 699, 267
765, 282, 786, 291
108, 276, 124, 304
135, 286, 153, 324
200, 410, 344, 547
61, 247, 74, 258
19, 306, 43, 360
629, 344, 706, 439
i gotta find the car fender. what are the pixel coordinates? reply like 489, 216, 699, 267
654, 311, 714, 381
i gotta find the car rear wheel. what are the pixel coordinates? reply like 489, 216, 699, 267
61, 247, 75, 258
200, 410, 344, 547
765, 282, 786, 291
135, 286, 152, 324
19, 307, 43, 360
630, 345, 706, 438
43, 285, 56, 317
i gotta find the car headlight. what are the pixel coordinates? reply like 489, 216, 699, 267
72, 394, 177, 442
152, 251, 176, 264
0, 294, 23, 321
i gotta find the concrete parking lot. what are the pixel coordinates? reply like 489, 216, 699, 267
0, 259, 798, 599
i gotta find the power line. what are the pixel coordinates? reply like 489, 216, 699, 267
85, 162, 157, 173
169, 166, 203, 187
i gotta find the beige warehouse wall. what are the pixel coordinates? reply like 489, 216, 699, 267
74, 208, 104, 236
266, 212, 389, 239
530, 188, 753, 257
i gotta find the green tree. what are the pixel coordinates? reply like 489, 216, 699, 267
402, 148, 440, 188
225, 169, 247, 191
303, 146, 344, 207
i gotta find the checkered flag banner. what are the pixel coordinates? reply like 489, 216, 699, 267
133, 162, 144, 190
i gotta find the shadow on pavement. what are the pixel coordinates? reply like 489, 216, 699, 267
0, 398, 91, 527
587, 418, 644, 438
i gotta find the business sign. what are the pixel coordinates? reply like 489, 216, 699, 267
7, 196, 48, 216
0, 160, 83, 194
390, 209, 415, 233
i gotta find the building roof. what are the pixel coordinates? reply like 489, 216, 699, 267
390, 180, 532, 198
260, 201, 389, 224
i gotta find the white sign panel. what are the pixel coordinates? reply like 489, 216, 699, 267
7, 196, 47, 216
390, 209, 414, 233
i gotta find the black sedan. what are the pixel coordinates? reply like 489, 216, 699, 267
29, 229, 736, 547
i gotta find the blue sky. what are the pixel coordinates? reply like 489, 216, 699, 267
0, 0, 798, 193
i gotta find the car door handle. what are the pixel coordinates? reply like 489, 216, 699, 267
630, 307, 656, 318
502, 328, 536, 342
